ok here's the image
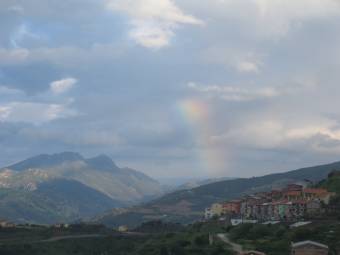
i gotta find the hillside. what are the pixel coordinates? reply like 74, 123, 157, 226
98, 161, 340, 227
319, 171, 340, 194
0, 152, 163, 224
0, 179, 123, 224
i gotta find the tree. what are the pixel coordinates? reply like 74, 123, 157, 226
160, 246, 168, 255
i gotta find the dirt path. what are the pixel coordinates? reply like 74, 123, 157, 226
36, 234, 105, 243
217, 233, 243, 254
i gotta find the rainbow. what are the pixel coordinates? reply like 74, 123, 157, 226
176, 98, 227, 175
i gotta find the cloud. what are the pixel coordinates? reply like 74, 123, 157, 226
0, 44, 125, 70
251, 0, 340, 38
1, 0, 340, 177
18, 128, 123, 147
210, 117, 340, 155
202, 47, 263, 73
106, 0, 204, 49
7, 5, 25, 14
187, 82, 279, 101
0, 106, 11, 121
50, 78, 77, 94
188, 0, 340, 39
10, 23, 43, 48
0, 80, 78, 125
236, 60, 260, 73
0, 102, 77, 124
0, 86, 24, 96
0, 48, 30, 65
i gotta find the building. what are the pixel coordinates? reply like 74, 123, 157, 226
0, 220, 15, 228
283, 190, 302, 201
205, 208, 213, 219
290, 200, 307, 219
286, 184, 304, 192
306, 199, 322, 216
205, 203, 223, 219
210, 203, 223, 216
207, 181, 335, 222
231, 218, 258, 226
241, 196, 266, 219
290, 221, 312, 228
276, 201, 291, 220
303, 188, 335, 205
118, 225, 129, 232
291, 241, 328, 255
268, 190, 283, 200
242, 251, 266, 255
222, 200, 242, 215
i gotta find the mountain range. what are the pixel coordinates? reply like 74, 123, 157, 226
2, 153, 340, 227
97, 160, 340, 227
0, 152, 163, 224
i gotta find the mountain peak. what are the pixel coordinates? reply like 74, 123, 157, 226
86, 154, 119, 171
6, 152, 84, 171
51, 152, 84, 161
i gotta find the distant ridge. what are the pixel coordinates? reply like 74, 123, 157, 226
97, 160, 340, 227
0, 152, 163, 224
7, 152, 84, 171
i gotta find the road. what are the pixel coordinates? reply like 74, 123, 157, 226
0, 231, 148, 246
216, 233, 243, 254
36, 234, 105, 243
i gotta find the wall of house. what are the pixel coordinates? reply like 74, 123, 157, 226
292, 246, 328, 255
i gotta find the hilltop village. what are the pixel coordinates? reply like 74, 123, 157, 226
205, 172, 339, 223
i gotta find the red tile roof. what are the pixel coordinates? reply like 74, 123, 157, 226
303, 188, 328, 194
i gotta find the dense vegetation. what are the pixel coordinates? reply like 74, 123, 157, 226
228, 221, 340, 255
319, 173, 340, 196
0, 222, 234, 255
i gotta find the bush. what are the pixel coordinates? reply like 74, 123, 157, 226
194, 234, 209, 246
229, 224, 253, 240
291, 228, 314, 242
247, 225, 271, 239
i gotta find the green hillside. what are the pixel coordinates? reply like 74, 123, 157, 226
319, 173, 340, 194
0, 179, 123, 224
98, 161, 340, 227
0, 152, 163, 224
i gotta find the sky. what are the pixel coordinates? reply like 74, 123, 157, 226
1, 0, 340, 179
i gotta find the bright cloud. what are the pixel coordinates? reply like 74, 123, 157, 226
0, 106, 11, 121
211, 119, 340, 153
236, 61, 260, 73
10, 23, 42, 48
50, 78, 77, 94
202, 47, 263, 74
106, 0, 204, 49
188, 82, 279, 101
252, 0, 340, 37
0, 102, 77, 124
199, 0, 340, 39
